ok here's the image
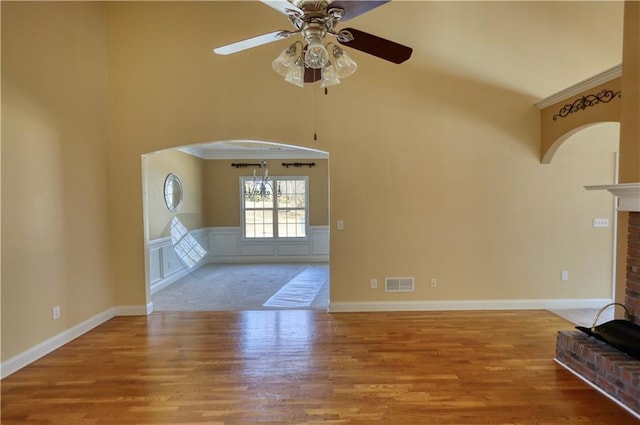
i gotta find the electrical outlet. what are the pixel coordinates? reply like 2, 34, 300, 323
370, 278, 378, 289
52, 306, 61, 320
561, 270, 569, 281
431, 278, 438, 288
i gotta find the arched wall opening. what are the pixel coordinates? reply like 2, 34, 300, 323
141, 140, 330, 312
542, 121, 620, 164
546, 122, 620, 307
537, 75, 622, 165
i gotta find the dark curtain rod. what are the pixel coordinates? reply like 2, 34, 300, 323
282, 162, 315, 168
231, 162, 315, 168
230, 163, 265, 168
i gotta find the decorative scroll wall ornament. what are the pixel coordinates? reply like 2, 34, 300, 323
553, 89, 621, 120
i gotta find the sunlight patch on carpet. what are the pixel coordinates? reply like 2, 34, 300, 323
263, 266, 328, 308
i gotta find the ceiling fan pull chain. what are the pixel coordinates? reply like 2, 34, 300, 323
314, 81, 318, 141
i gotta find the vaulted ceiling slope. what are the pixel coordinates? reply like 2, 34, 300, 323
322, 0, 624, 98
188, 0, 624, 157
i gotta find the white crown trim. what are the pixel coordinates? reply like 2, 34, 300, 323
535, 64, 622, 110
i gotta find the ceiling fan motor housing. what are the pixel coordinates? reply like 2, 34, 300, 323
213, 0, 413, 85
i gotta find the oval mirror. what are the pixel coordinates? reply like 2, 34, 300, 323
163, 173, 184, 212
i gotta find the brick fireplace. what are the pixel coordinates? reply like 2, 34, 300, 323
556, 185, 640, 418
627, 212, 640, 321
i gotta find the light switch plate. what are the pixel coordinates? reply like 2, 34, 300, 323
593, 218, 610, 228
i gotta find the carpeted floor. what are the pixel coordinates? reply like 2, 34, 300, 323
548, 307, 613, 327
152, 264, 611, 322
151, 263, 329, 311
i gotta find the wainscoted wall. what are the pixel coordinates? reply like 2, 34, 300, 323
207, 226, 329, 262
148, 226, 329, 294
148, 228, 209, 294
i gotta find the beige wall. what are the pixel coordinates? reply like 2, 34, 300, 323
144, 149, 205, 240
103, 2, 621, 306
204, 158, 329, 227
619, 1, 640, 185
0, 1, 631, 364
616, 0, 640, 308
1, 3, 112, 360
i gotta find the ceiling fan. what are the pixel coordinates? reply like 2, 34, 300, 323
213, 0, 413, 87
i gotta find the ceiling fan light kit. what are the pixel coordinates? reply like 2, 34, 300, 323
214, 0, 413, 88
273, 41, 350, 87
284, 57, 306, 87
331, 44, 357, 78
271, 41, 300, 76
320, 62, 340, 88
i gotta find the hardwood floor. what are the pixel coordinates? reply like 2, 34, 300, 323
2, 310, 638, 424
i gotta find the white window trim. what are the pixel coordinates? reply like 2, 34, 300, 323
239, 175, 310, 241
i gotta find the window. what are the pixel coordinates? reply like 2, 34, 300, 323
241, 176, 308, 239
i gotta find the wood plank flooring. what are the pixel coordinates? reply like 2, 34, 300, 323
2, 310, 638, 424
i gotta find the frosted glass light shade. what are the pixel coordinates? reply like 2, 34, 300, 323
272, 44, 297, 77
320, 63, 340, 88
333, 46, 357, 78
304, 35, 329, 69
284, 58, 305, 87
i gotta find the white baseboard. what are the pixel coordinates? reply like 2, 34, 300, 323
329, 298, 613, 313
1, 303, 154, 379
555, 358, 640, 420
208, 255, 330, 264
150, 268, 190, 295
1, 298, 612, 379
0, 308, 116, 379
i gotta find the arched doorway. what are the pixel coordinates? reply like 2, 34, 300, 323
141, 140, 330, 311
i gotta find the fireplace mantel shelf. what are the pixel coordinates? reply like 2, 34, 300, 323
585, 183, 640, 212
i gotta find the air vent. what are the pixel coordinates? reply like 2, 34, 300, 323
385, 277, 414, 292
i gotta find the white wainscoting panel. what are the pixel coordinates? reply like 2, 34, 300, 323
148, 229, 209, 295
208, 227, 239, 257
206, 226, 329, 263
311, 226, 329, 255
162, 246, 182, 277
278, 243, 311, 256
148, 247, 162, 284
240, 242, 276, 256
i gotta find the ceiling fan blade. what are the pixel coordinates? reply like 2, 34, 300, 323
260, 0, 303, 17
337, 27, 412, 64
214, 30, 296, 55
330, 0, 390, 22
304, 67, 322, 83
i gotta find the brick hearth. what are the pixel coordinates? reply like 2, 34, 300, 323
556, 211, 640, 417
